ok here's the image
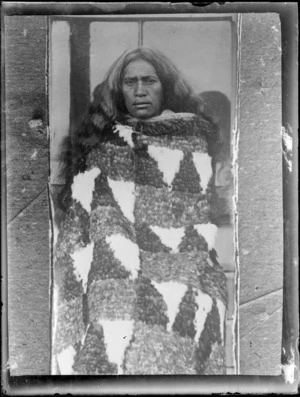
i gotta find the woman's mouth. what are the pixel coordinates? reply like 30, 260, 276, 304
134, 103, 151, 108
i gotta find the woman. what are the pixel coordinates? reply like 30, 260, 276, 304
52, 47, 228, 375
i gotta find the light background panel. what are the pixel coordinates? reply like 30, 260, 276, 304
90, 22, 139, 97
143, 21, 232, 98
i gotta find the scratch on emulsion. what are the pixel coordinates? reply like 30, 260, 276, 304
281, 125, 293, 172
231, 13, 242, 375
282, 348, 296, 384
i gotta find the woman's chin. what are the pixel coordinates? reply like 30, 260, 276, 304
132, 109, 162, 120
134, 110, 152, 119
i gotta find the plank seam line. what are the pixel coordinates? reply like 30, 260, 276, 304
240, 306, 282, 340
8, 187, 47, 225
240, 287, 283, 307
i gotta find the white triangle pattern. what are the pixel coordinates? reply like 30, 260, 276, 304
150, 225, 185, 253
152, 280, 187, 332
114, 124, 135, 148
71, 241, 95, 293
107, 178, 135, 223
192, 152, 212, 194
194, 223, 218, 250
71, 167, 101, 213
193, 288, 213, 341
148, 145, 184, 186
57, 345, 76, 375
106, 234, 140, 280
99, 319, 134, 374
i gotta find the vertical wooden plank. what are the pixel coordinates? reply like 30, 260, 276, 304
238, 13, 283, 374
49, 20, 70, 184
7, 192, 50, 375
5, 16, 48, 222
4, 16, 50, 375
69, 19, 90, 137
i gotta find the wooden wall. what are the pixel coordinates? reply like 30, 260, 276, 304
5, 16, 50, 375
238, 14, 283, 375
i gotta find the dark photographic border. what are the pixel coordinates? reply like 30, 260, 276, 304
1, 2, 298, 395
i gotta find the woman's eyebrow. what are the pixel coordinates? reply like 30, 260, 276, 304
142, 75, 158, 79
123, 76, 137, 80
123, 74, 158, 80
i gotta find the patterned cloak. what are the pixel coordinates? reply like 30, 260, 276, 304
51, 111, 228, 375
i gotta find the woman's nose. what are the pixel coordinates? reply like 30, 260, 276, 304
135, 81, 146, 96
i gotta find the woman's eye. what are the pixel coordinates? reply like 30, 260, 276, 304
125, 80, 135, 86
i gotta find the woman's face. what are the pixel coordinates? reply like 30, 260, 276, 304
122, 59, 163, 119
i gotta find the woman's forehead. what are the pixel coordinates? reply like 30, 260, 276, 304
123, 59, 158, 78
